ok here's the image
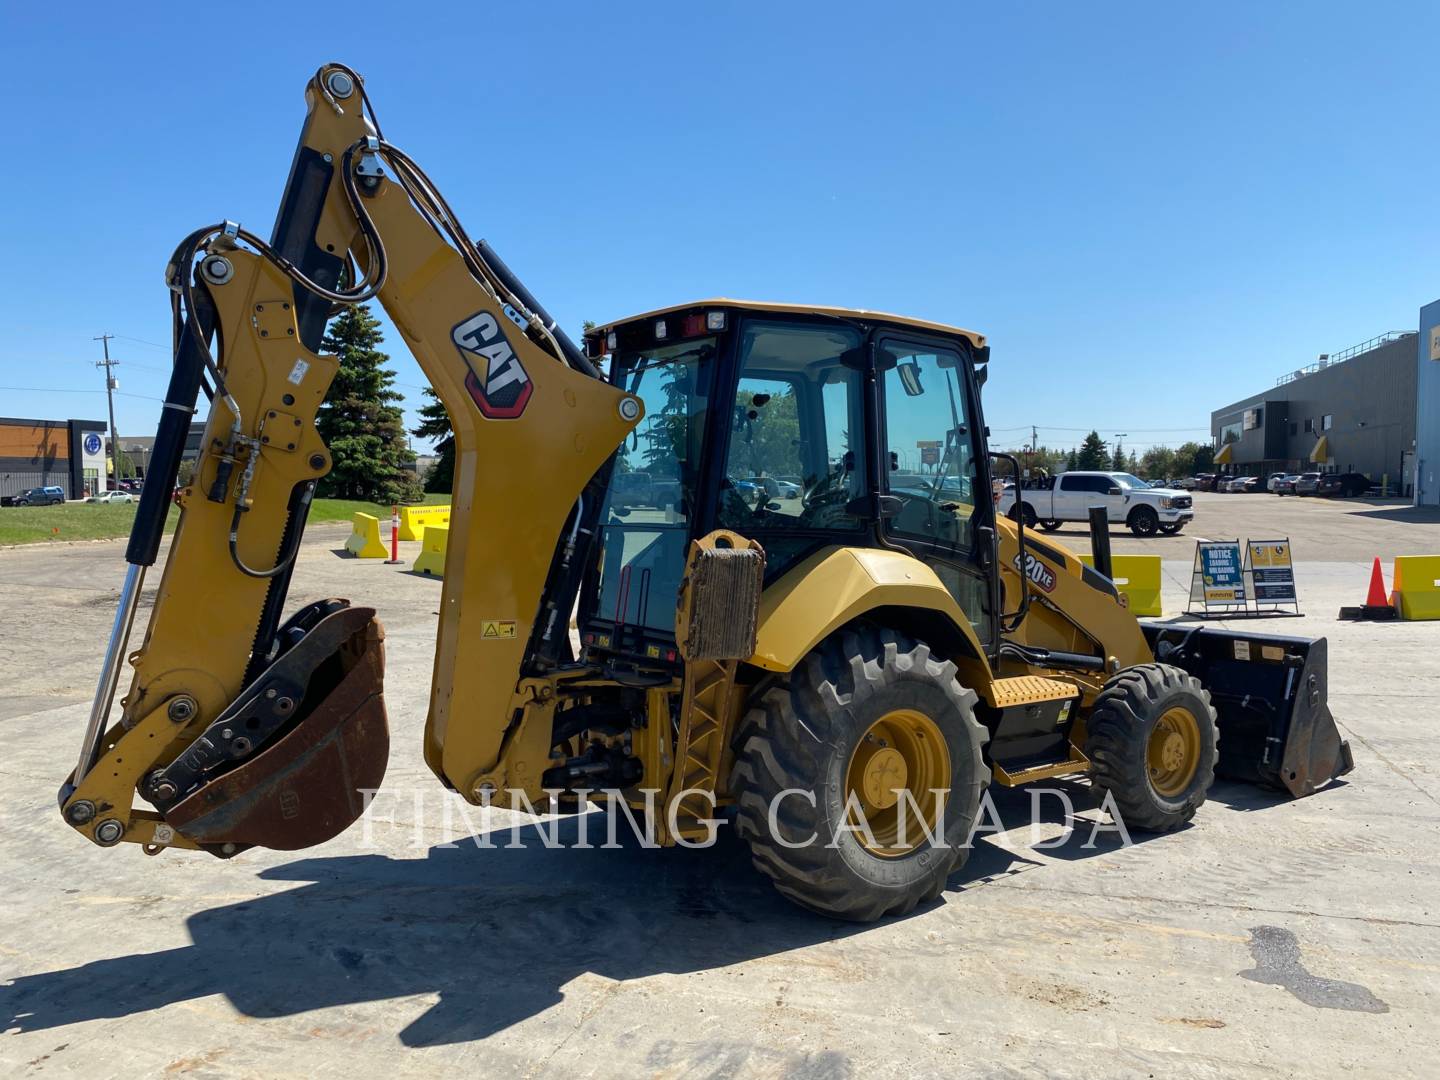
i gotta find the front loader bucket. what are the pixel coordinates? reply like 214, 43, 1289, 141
1143, 626, 1353, 797
154, 601, 389, 852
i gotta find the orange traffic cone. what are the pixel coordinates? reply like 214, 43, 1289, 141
1365, 557, 1388, 607
1341, 557, 1399, 620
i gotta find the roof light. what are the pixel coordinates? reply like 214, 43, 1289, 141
606, 330, 617, 351
682, 313, 706, 337
655, 319, 667, 340
706, 311, 726, 331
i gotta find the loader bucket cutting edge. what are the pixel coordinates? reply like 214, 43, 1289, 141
163, 607, 389, 852
1142, 626, 1353, 798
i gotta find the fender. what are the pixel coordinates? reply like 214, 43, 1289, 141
749, 546, 992, 679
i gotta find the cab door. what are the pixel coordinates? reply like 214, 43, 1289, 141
876, 334, 995, 648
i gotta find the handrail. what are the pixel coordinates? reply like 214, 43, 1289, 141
1275, 331, 1416, 386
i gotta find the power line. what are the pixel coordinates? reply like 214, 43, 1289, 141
113, 334, 171, 351
0, 385, 163, 401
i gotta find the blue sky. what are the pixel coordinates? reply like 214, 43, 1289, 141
3, 2, 1435, 456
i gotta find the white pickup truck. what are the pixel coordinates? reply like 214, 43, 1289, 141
998, 471, 1194, 537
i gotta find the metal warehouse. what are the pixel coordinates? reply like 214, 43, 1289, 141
1415, 299, 1440, 506
1209, 331, 1417, 493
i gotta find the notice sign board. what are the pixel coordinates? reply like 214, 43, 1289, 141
1246, 538, 1299, 611
1187, 538, 1303, 617
1188, 540, 1247, 614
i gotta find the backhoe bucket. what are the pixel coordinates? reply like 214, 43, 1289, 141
1143, 626, 1353, 797
155, 602, 389, 852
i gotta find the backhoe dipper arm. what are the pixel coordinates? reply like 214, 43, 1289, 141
60, 64, 642, 854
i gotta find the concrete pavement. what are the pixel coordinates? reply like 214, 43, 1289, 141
1, 497, 1437, 1077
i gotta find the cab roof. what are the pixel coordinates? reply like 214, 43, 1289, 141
594, 298, 987, 350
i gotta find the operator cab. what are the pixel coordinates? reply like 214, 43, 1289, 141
578, 300, 997, 667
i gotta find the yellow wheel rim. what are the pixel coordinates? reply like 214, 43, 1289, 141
1147, 706, 1201, 797
845, 709, 951, 857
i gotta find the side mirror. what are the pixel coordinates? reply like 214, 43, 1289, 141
897, 361, 924, 397
1108, 485, 1122, 496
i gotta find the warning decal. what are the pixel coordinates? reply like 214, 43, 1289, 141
481, 619, 518, 640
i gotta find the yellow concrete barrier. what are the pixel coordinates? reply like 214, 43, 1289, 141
1080, 553, 1163, 616
344, 512, 388, 558
398, 504, 451, 542
413, 524, 449, 577
1390, 555, 1440, 620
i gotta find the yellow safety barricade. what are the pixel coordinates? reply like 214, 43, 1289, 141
344, 512, 388, 558
413, 524, 449, 577
1391, 555, 1440, 621
1080, 553, 1163, 617
398, 504, 451, 542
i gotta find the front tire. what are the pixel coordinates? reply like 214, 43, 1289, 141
1158, 522, 1184, 535
1128, 505, 1159, 537
1038, 519, 1062, 532
731, 627, 988, 921
1085, 664, 1217, 833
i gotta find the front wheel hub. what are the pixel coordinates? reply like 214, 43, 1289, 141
1147, 707, 1201, 796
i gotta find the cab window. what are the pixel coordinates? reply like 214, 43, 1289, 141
879, 341, 977, 550
716, 320, 867, 534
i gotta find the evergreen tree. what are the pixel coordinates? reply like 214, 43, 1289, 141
411, 389, 454, 494
1109, 438, 1126, 471
1076, 430, 1109, 470
316, 305, 420, 503
1066, 447, 1079, 471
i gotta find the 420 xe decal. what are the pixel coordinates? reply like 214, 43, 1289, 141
452, 309, 532, 419
1013, 551, 1057, 592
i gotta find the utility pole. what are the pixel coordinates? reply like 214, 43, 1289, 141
95, 334, 120, 491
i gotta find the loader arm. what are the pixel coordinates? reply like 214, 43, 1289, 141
60, 64, 642, 854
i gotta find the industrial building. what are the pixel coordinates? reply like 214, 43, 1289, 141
1415, 299, 1440, 506
0, 416, 108, 502
110, 422, 208, 481
1210, 331, 1417, 493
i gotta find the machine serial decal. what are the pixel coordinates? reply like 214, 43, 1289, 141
1013, 551, 1057, 592
453, 311, 532, 419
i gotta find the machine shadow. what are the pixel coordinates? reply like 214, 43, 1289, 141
2, 816, 854, 1047
3, 791, 1147, 1047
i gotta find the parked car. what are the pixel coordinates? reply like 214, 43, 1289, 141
998, 470, 1192, 537
1190, 473, 1220, 491
9, 485, 66, 506
1265, 472, 1290, 493
1316, 472, 1371, 498
1293, 472, 1323, 496
1273, 474, 1301, 495
85, 490, 134, 504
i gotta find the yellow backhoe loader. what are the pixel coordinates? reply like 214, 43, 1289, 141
59, 64, 1352, 920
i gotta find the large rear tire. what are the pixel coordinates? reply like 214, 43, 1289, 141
731, 627, 988, 921
1085, 664, 1217, 833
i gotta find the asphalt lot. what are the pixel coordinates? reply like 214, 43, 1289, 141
2, 493, 1438, 1077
